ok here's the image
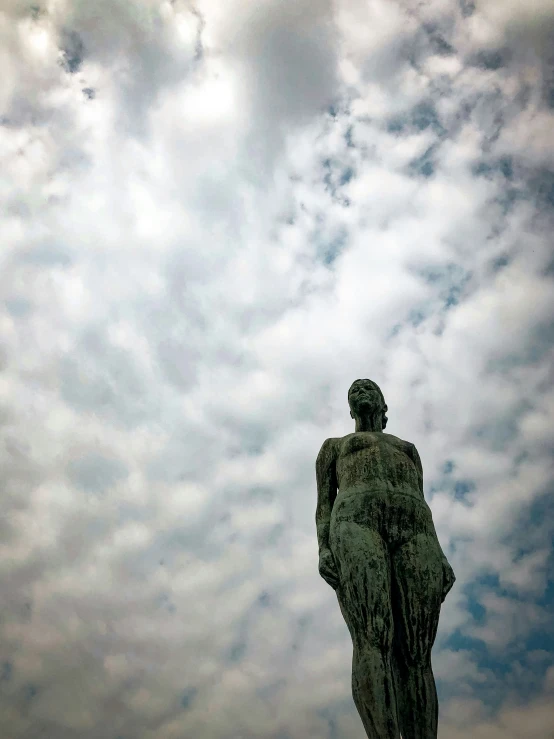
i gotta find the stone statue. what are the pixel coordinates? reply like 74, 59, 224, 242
315, 379, 455, 739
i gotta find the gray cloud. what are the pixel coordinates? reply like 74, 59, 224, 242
67, 451, 128, 494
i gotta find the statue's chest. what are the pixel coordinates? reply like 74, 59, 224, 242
337, 434, 411, 479
339, 433, 401, 457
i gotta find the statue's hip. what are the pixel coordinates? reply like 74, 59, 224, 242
330, 487, 436, 550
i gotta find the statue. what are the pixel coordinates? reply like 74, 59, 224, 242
315, 379, 455, 739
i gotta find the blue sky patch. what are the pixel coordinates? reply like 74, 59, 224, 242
459, 0, 476, 17
320, 229, 348, 266
23, 684, 38, 701
257, 591, 271, 607
410, 102, 445, 135
67, 452, 128, 495
0, 662, 13, 683
409, 146, 435, 178
427, 30, 455, 57
453, 479, 475, 503
474, 49, 507, 71
228, 641, 247, 663
60, 30, 85, 74
181, 687, 198, 710
17, 242, 73, 268
5, 298, 32, 318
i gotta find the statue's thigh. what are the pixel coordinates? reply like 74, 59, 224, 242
332, 522, 393, 650
391, 533, 443, 665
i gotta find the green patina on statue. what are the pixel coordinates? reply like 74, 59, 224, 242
316, 379, 455, 739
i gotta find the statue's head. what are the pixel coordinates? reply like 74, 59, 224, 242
348, 379, 388, 430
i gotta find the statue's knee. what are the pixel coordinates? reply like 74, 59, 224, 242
361, 613, 394, 652
395, 639, 432, 668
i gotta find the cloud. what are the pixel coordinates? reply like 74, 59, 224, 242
0, 0, 553, 737
440, 666, 554, 738
473, 0, 554, 56
196, 0, 340, 171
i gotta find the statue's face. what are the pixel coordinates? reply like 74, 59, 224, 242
348, 379, 383, 416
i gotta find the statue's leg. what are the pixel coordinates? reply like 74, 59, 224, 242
332, 521, 400, 739
390, 533, 443, 739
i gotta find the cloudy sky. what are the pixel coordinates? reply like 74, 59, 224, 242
1, 0, 554, 737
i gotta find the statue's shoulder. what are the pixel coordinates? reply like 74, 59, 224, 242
384, 433, 422, 465
316, 436, 340, 463
381, 431, 402, 444
382, 432, 416, 453
382, 431, 406, 444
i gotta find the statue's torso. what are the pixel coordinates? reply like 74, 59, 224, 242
335, 432, 423, 502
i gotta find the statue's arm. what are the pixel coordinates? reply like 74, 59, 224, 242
409, 442, 424, 495
315, 438, 338, 554
410, 441, 456, 601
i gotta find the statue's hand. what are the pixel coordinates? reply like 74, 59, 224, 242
441, 557, 456, 603
319, 548, 340, 591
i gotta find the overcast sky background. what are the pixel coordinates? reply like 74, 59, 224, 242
1, 1, 553, 737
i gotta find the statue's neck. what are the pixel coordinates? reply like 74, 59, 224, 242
354, 415, 383, 433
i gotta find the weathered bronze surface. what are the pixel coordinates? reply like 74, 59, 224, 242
316, 380, 455, 739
